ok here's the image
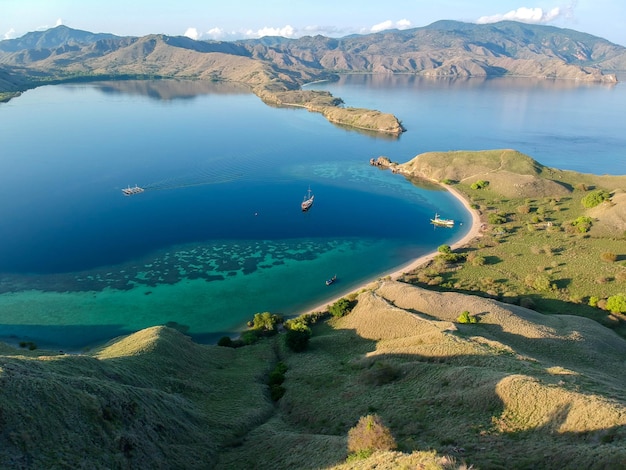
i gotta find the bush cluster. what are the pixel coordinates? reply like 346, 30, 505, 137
268, 362, 288, 401
471, 180, 489, 190
218, 311, 284, 348
570, 216, 593, 233
581, 190, 610, 208
606, 294, 626, 314
488, 212, 507, 224
329, 298, 353, 318
457, 310, 479, 324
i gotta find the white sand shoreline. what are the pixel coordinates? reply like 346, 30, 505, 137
299, 184, 482, 315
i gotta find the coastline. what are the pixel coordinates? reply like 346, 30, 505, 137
300, 184, 482, 315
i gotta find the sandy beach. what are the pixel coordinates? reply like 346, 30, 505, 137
301, 184, 482, 315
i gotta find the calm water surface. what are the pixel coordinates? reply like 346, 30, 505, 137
0, 76, 624, 349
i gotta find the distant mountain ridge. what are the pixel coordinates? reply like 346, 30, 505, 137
0, 24, 121, 52
1, 21, 625, 133
234, 20, 626, 79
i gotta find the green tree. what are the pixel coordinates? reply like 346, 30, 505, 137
284, 320, 312, 352
457, 310, 478, 323
606, 294, 626, 314
329, 298, 352, 318
251, 312, 283, 331
488, 212, 507, 224
581, 190, 610, 208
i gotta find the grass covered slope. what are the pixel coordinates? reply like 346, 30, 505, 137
3, 282, 626, 468
275, 281, 626, 469
397, 149, 626, 331
0, 326, 276, 469
400, 149, 571, 199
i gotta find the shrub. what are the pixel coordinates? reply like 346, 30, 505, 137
217, 336, 233, 347
457, 310, 478, 323
601, 252, 617, 262
268, 362, 287, 401
606, 294, 626, 314
532, 274, 554, 292
581, 190, 610, 208
468, 253, 485, 266
471, 180, 489, 190
284, 323, 312, 352
571, 216, 593, 233
589, 296, 600, 307
270, 385, 286, 401
438, 244, 452, 254
347, 414, 397, 457
240, 330, 262, 345
329, 298, 352, 318
488, 212, 507, 224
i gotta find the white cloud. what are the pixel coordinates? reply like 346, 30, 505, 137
184, 27, 200, 40
205, 27, 225, 40
477, 6, 564, 25
371, 20, 393, 33
55, 18, 63, 27
246, 25, 295, 38
3, 28, 16, 40
396, 19, 412, 30
370, 19, 412, 33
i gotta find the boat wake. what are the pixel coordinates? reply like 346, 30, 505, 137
124, 150, 285, 194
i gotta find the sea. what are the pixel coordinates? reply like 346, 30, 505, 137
0, 75, 625, 350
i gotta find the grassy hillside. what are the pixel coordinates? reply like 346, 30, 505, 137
3, 280, 626, 468
397, 150, 626, 334
0, 327, 277, 468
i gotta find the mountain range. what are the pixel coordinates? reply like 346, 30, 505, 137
1, 20, 625, 95
1, 21, 625, 135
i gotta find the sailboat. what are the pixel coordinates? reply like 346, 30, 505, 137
430, 213, 454, 227
301, 187, 314, 211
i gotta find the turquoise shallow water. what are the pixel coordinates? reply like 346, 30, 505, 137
0, 76, 624, 349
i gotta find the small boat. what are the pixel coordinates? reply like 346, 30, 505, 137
122, 185, 144, 196
301, 187, 314, 211
430, 213, 454, 227
325, 275, 337, 286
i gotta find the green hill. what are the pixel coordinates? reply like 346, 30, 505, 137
3, 277, 626, 468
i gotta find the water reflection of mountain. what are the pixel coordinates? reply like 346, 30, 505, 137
92, 79, 251, 100
330, 73, 618, 91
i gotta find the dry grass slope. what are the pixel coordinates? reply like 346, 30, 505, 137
211, 280, 626, 468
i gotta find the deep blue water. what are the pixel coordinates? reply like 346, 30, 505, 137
0, 76, 624, 349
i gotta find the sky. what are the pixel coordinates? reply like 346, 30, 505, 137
2, 0, 625, 46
